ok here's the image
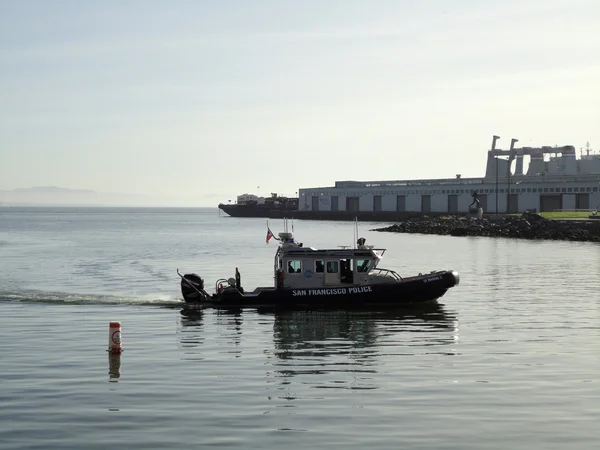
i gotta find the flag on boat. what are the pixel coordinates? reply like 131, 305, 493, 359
266, 227, 274, 244
266, 220, 280, 244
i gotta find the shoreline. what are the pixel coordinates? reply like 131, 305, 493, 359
371, 213, 600, 242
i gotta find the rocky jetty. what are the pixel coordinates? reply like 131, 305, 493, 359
372, 213, 600, 242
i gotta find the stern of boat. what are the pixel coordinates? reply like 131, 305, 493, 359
178, 270, 211, 303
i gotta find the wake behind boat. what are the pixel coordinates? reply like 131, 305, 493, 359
177, 222, 459, 309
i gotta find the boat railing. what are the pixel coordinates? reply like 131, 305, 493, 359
215, 278, 237, 292
215, 278, 228, 292
368, 268, 403, 281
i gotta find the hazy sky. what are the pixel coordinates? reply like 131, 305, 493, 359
1, 0, 599, 206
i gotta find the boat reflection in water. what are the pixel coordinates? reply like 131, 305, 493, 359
178, 306, 207, 351
271, 303, 457, 360
178, 303, 458, 378
177, 306, 245, 355
179, 305, 205, 328
267, 303, 458, 391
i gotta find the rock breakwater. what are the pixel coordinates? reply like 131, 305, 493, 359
372, 213, 600, 242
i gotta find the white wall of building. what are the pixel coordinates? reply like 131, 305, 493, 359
518, 193, 540, 212
337, 195, 347, 211
430, 194, 446, 212
458, 194, 474, 212
591, 193, 600, 210
382, 195, 396, 211
562, 194, 576, 211
298, 181, 600, 214
359, 195, 372, 211
318, 195, 331, 211
406, 195, 421, 211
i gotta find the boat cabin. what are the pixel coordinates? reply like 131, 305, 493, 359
273, 232, 386, 290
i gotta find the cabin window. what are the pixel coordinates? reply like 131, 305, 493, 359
356, 259, 371, 272
340, 259, 353, 283
326, 261, 339, 273
287, 260, 302, 274
341, 259, 353, 272
315, 260, 324, 273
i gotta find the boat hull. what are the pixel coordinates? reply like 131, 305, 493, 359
218, 203, 297, 218
181, 270, 459, 310
219, 205, 460, 221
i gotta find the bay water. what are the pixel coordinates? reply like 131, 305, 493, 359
0, 207, 598, 449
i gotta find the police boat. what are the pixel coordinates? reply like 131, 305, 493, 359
177, 227, 459, 309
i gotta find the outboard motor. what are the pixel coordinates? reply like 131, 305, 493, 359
180, 273, 206, 302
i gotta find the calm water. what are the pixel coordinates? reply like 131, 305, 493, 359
1, 207, 599, 449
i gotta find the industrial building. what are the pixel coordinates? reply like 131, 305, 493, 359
298, 137, 599, 216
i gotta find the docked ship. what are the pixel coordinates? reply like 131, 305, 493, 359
219, 137, 598, 221
218, 193, 298, 218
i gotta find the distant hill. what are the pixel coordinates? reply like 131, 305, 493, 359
11, 186, 96, 194
0, 186, 165, 207
0, 186, 224, 207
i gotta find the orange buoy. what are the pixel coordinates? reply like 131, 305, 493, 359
108, 321, 122, 354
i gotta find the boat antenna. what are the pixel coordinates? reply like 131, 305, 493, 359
354, 216, 359, 248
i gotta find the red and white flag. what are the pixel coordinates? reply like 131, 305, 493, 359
266, 228, 274, 244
